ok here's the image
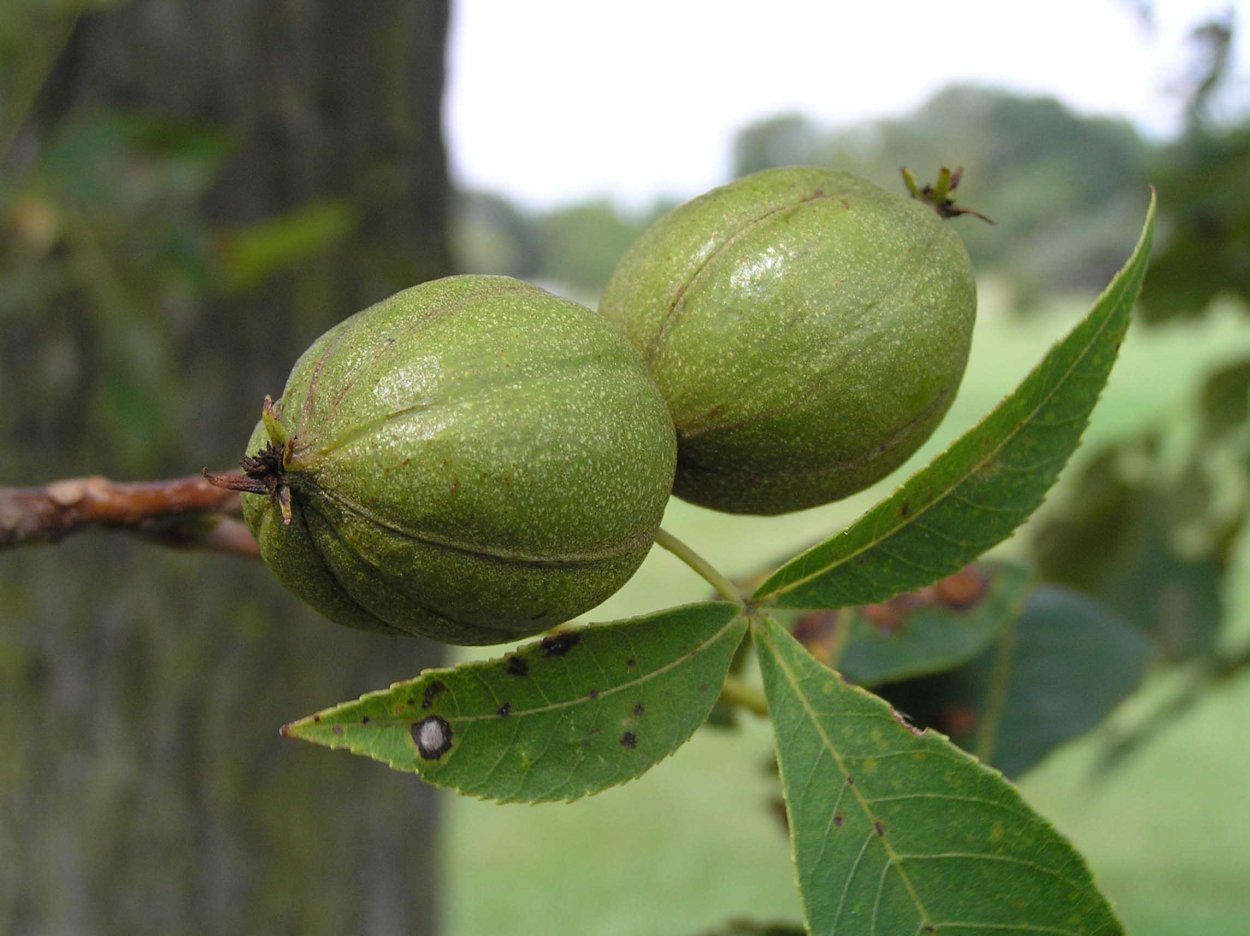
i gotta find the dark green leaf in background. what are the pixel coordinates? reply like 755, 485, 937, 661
704, 625, 755, 731
219, 200, 359, 292
785, 562, 1032, 688
40, 114, 233, 210
5, 112, 235, 473
754, 193, 1155, 611
284, 602, 745, 803
878, 585, 1154, 778
694, 920, 805, 936
1138, 126, 1250, 323
1197, 355, 1250, 438
0, 2, 92, 157
1034, 449, 1225, 662
753, 614, 1124, 935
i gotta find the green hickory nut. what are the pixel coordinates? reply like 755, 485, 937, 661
599, 166, 977, 515
212, 275, 677, 646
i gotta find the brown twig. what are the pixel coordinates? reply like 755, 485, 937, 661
0, 474, 260, 559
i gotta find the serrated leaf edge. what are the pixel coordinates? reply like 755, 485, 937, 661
753, 614, 1125, 935
283, 601, 746, 803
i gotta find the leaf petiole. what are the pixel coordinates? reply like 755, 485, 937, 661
719, 675, 769, 717
655, 527, 744, 604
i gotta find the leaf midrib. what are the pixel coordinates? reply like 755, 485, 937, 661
758, 619, 935, 931
408, 607, 744, 730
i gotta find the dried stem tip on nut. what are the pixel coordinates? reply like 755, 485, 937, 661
901, 166, 994, 223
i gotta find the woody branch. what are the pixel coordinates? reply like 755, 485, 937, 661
0, 474, 260, 559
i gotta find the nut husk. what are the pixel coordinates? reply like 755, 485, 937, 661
600, 166, 977, 515
236, 275, 676, 645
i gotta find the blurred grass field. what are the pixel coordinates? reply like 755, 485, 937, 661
445, 280, 1250, 936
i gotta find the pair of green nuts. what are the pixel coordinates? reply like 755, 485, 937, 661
217, 167, 977, 645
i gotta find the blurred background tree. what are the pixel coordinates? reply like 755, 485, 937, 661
1, 2, 451, 933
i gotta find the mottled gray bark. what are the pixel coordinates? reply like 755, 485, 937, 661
1, 2, 452, 933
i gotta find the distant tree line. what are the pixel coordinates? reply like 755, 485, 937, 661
454, 84, 1156, 309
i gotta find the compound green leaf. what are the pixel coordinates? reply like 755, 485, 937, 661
753, 615, 1123, 935
283, 602, 745, 803
754, 193, 1155, 610
879, 585, 1154, 778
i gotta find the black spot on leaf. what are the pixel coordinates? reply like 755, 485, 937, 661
620, 731, 637, 749
833, 813, 845, 827
497, 703, 511, 718
412, 716, 453, 760
632, 703, 645, 717
541, 631, 580, 657
421, 681, 447, 710
506, 656, 529, 677
587, 689, 599, 700
874, 821, 886, 837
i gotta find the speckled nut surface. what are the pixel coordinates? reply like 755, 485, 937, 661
239, 275, 676, 645
600, 166, 977, 515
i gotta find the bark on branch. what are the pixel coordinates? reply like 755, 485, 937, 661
0, 474, 260, 559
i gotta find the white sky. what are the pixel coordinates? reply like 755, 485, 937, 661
446, 0, 1249, 209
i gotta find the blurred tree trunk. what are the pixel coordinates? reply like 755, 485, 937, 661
34, 0, 453, 453
1, 2, 453, 934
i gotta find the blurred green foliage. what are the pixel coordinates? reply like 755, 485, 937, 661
1139, 127, 1250, 323
0, 1, 116, 152
1, 113, 233, 474
1028, 7, 1250, 769
532, 198, 667, 296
